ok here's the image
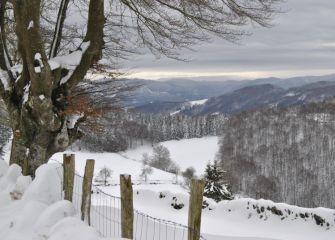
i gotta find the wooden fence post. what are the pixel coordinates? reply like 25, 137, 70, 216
63, 154, 75, 202
188, 179, 206, 240
81, 159, 95, 225
120, 174, 134, 239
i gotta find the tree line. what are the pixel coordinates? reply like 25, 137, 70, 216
74, 110, 227, 152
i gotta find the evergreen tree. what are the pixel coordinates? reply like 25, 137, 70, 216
204, 160, 233, 202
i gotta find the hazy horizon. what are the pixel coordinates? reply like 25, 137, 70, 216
123, 72, 335, 82
122, 0, 335, 80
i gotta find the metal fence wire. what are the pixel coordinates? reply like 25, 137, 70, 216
54, 162, 207, 240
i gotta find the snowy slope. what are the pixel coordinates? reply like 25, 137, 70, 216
2, 137, 335, 240
0, 162, 121, 240
47, 137, 335, 240
1, 161, 334, 240
50, 136, 219, 183
132, 190, 335, 240
50, 151, 176, 184
121, 136, 219, 175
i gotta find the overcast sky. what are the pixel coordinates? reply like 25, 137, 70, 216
123, 0, 335, 80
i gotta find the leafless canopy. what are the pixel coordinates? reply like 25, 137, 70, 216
0, 0, 281, 174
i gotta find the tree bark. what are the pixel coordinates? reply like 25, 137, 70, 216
0, 0, 105, 176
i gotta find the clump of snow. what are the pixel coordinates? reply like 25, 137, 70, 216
67, 114, 84, 129
10, 200, 48, 236
39, 94, 45, 100
0, 69, 11, 91
0, 164, 22, 193
0, 160, 9, 177
48, 60, 61, 70
27, 21, 34, 30
23, 83, 31, 105
10, 64, 23, 80
34, 200, 76, 238
23, 164, 63, 204
48, 217, 106, 240
34, 53, 44, 73
10, 175, 32, 200
51, 41, 90, 85
0, 164, 22, 206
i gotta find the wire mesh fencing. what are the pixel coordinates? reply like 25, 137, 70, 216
69, 172, 122, 238
90, 185, 122, 237
54, 160, 207, 240
133, 209, 207, 240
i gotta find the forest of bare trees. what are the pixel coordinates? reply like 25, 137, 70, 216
218, 101, 335, 208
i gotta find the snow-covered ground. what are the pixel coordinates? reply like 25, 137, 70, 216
123, 136, 219, 175
0, 162, 120, 240
49, 136, 219, 185
1, 137, 335, 240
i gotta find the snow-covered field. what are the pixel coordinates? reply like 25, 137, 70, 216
1, 137, 335, 240
52, 136, 219, 181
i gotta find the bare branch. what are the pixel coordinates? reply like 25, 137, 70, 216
49, 0, 70, 58
65, 0, 105, 90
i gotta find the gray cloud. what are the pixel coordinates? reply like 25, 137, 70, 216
123, 0, 335, 80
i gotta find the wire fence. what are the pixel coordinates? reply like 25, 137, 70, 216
54, 161, 206, 240
133, 209, 206, 240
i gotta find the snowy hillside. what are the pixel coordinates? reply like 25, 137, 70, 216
49, 137, 335, 240
51, 136, 220, 182
0, 160, 334, 240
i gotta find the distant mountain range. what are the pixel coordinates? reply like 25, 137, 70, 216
125, 74, 335, 115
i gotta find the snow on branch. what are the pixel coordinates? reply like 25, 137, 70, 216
0, 68, 11, 91
50, 41, 90, 85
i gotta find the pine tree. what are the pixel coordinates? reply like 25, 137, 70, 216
204, 160, 233, 202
